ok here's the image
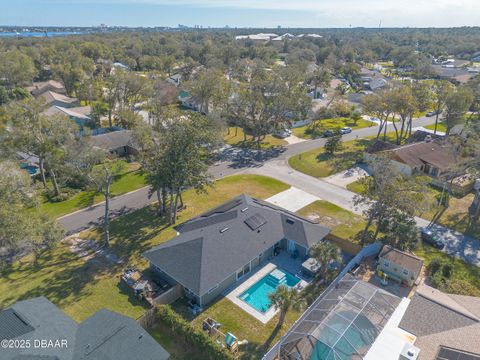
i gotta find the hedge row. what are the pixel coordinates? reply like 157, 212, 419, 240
155, 305, 235, 360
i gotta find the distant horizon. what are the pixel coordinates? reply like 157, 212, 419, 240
2, 25, 480, 30
2, 0, 480, 28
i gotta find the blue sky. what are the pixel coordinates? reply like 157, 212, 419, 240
1, 0, 479, 28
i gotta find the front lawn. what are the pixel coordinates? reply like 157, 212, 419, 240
39, 162, 147, 219
0, 174, 290, 324
292, 117, 375, 139
224, 127, 288, 149
425, 122, 447, 133
347, 179, 478, 238
288, 138, 370, 178
414, 243, 480, 297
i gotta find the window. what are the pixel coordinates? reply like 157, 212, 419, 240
237, 263, 251, 280
383, 260, 390, 267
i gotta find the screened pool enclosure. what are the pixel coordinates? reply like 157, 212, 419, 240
276, 274, 401, 360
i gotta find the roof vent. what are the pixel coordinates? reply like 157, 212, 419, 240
286, 219, 295, 225
220, 227, 229, 233
241, 207, 249, 213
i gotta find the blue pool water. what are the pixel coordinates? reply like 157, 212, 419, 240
239, 268, 300, 313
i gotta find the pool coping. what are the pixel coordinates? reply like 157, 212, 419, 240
224, 262, 308, 324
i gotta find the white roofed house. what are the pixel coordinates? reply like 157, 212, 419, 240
43, 105, 92, 127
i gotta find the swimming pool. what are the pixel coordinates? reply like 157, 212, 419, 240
239, 268, 300, 313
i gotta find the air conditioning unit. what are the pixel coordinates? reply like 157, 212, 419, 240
399, 344, 420, 360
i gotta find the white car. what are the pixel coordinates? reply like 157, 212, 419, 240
340, 127, 352, 134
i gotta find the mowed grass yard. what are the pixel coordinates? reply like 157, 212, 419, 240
0, 174, 290, 358
224, 127, 288, 149
39, 162, 147, 219
347, 179, 479, 239
297, 200, 366, 243
292, 117, 375, 139
288, 138, 370, 178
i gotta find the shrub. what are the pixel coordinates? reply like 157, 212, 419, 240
427, 258, 443, 276
154, 305, 235, 360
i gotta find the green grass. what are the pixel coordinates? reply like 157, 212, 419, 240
224, 127, 288, 149
425, 122, 447, 133
414, 243, 480, 297
0, 174, 289, 323
171, 297, 301, 360
347, 178, 478, 238
297, 200, 366, 242
292, 117, 375, 139
288, 138, 370, 178
39, 162, 147, 219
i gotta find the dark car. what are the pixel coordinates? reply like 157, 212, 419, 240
420, 228, 445, 249
323, 130, 335, 137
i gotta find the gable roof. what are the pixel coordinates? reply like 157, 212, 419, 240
28, 80, 66, 96
379, 245, 423, 274
144, 194, 330, 296
0, 297, 169, 360
399, 285, 480, 360
389, 141, 457, 170
74, 309, 170, 360
43, 106, 91, 121
38, 91, 79, 107
89, 130, 136, 151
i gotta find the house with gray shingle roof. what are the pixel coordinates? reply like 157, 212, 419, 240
144, 194, 330, 307
399, 284, 480, 360
0, 297, 169, 360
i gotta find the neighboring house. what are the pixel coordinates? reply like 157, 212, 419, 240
167, 73, 182, 86
432, 65, 475, 84
178, 90, 204, 113
27, 80, 66, 97
399, 284, 480, 360
144, 194, 330, 307
264, 273, 405, 360
89, 130, 138, 157
363, 73, 389, 91
377, 245, 423, 287
365, 137, 457, 178
0, 296, 170, 360
38, 90, 80, 108
43, 105, 92, 126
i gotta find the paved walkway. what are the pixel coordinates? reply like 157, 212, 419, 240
265, 187, 320, 212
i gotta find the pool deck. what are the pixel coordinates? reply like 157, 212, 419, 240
224, 257, 309, 324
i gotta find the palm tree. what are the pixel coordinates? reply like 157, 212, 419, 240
268, 285, 305, 327
310, 241, 342, 279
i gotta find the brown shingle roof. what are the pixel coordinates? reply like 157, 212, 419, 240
386, 141, 457, 170
379, 245, 423, 275
366, 140, 397, 154
38, 91, 79, 106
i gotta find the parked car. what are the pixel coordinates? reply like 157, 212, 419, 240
273, 129, 290, 138
323, 130, 335, 137
426, 111, 439, 117
340, 127, 352, 134
420, 228, 445, 249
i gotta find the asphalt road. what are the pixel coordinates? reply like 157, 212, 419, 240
59, 116, 437, 234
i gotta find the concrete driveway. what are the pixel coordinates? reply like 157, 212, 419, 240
323, 165, 370, 188
265, 187, 320, 212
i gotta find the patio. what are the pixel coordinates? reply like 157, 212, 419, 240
224, 250, 312, 324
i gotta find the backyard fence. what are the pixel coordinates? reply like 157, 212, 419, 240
152, 284, 183, 305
